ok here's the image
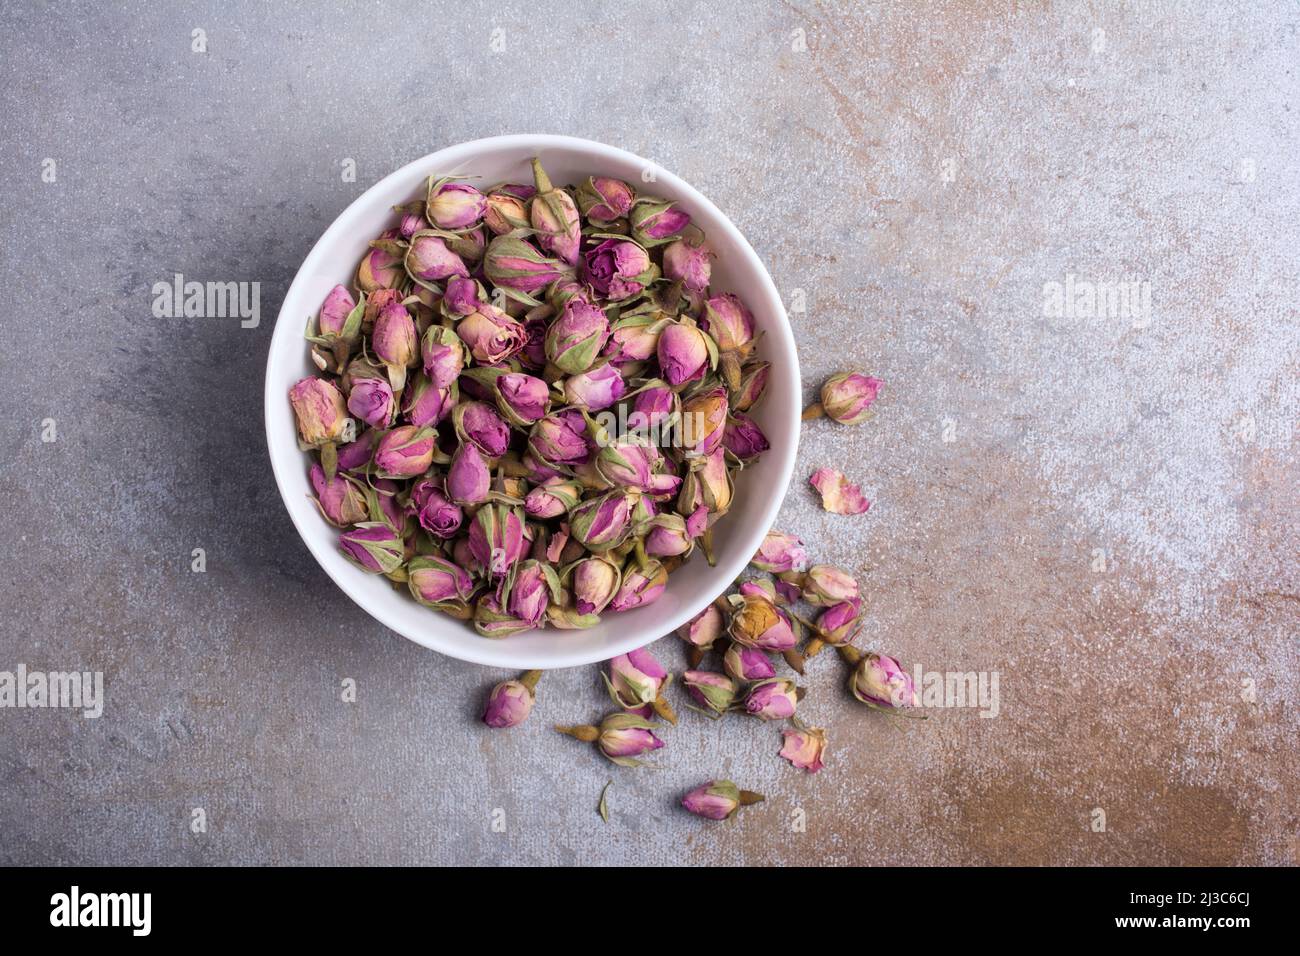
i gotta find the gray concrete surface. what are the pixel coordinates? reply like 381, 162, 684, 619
1, 1, 1296, 865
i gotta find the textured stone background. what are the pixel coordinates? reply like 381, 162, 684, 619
2, 1, 1296, 865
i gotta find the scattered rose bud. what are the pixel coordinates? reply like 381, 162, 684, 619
846, 650, 919, 710
806, 599, 860, 657
483, 186, 532, 235
421, 325, 467, 387
744, 677, 799, 720
681, 780, 763, 820
683, 670, 737, 717
779, 722, 827, 773
556, 713, 664, 767
751, 530, 809, 574
606, 648, 675, 724
457, 304, 528, 365
729, 592, 797, 652
723, 643, 777, 683
804, 372, 882, 424
482, 670, 542, 728
409, 477, 464, 538
678, 605, 724, 654
809, 467, 871, 515
801, 565, 859, 607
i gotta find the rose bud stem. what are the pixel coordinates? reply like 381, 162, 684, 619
802, 402, 826, 421
804, 636, 827, 658
701, 528, 716, 566
738, 790, 765, 806
652, 692, 678, 725
687, 646, 706, 669
555, 724, 599, 742
720, 351, 743, 391
782, 648, 806, 675
520, 669, 544, 692
320, 441, 339, 482
838, 645, 864, 666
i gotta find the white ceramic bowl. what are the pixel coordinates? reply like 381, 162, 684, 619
265, 134, 800, 668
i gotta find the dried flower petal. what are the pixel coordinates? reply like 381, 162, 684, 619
809, 467, 871, 515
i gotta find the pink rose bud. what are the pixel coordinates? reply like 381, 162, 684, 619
425, 181, 487, 230
683, 670, 737, 716
701, 294, 756, 353
816, 600, 860, 646
643, 514, 692, 557
335, 430, 376, 471
357, 236, 404, 291
681, 780, 762, 820
309, 464, 368, 527
346, 377, 395, 428
409, 477, 463, 538
662, 238, 712, 292
723, 414, 769, 460
723, 643, 777, 682
656, 321, 711, 386
467, 504, 527, 577
572, 556, 621, 615
681, 386, 729, 456
453, 401, 510, 458
406, 232, 469, 282
484, 236, 575, 295
399, 211, 426, 238
569, 491, 633, 552
473, 591, 533, 638
524, 478, 583, 519
733, 361, 770, 412
609, 560, 667, 612
447, 442, 492, 505
482, 672, 542, 729
582, 238, 657, 301
420, 325, 466, 389
729, 593, 796, 652
401, 375, 456, 428
529, 158, 582, 265
802, 565, 859, 607
545, 297, 610, 374
374, 425, 436, 479
744, 677, 798, 720
373, 300, 418, 390
496, 371, 550, 424
607, 647, 669, 710
677, 605, 724, 650
597, 713, 664, 763
339, 523, 405, 574
440, 275, 484, 319
318, 284, 358, 337
564, 363, 626, 410
851, 653, 919, 709
629, 383, 678, 431
407, 554, 475, 609
576, 176, 635, 222
457, 305, 528, 365
630, 199, 690, 245
605, 313, 670, 364
780, 724, 827, 773
507, 561, 559, 627
528, 410, 591, 469
289, 377, 349, 446
751, 530, 809, 574
820, 372, 882, 425
483, 187, 531, 235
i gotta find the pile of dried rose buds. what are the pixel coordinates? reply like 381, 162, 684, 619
289, 158, 772, 637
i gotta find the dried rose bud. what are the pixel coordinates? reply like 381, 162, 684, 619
425, 180, 487, 230
723, 414, 769, 461
662, 237, 712, 292
596, 713, 664, 764
595, 440, 678, 496
529, 158, 582, 265
420, 325, 466, 388
813, 600, 860, 650
681, 385, 729, 456
507, 560, 560, 627
336, 430, 376, 472
317, 284, 357, 337
339, 523, 405, 574
447, 442, 492, 505
357, 238, 404, 291
407, 554, 475, 610
683, 670, 737, 716
732, 361, 770, 412
696, 447, 735, 516
605, 313, 671, 365
729, 593, 796, 652
780, 723, 827, 773
681, 780, 763, 820
374, 425, 435, 479
751, 530, 809, 574
545, 297, 610, 374
524, 477, 583, 519
629, 198, 690, 245
473, 591, 532, 638
815, 372, 883, 425
723, 643, 777, 682
440, 275, 482, 318
452, 401, 510, 458
608, 560, 667, 612
402, 375, 456, 428
373, 299, 418, 391
468, 504, 527, 577
744, 677, 798, 720
484, 236, 574, 297
346, 376, 395, 428
289, 377, 349, 447
575, 176, 635, 223
629, 383, 679, 432
406, 231, 469, 283
701, 294, 755, 354
528, 410, 591, 470
802, 564, 859, 607
607, 647, 669, 711
850, 652, 919, 709
482, 671, 542, 728
569, 491, 633, 552
677, 605, 724, 650
583, 238, 657, 301
496, 371, 551, 425
571, 556, 621, 615
310, 464, 367, 527
656, 320, 712, 386
643, 513, 693, 558
809, 467, 871, 515
409, 477, 463, 538
483, 187, 531, 235
457, 305, 528, 365
564, 363, 626, 410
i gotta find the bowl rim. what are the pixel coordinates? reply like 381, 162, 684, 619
263, 133, 800, 668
